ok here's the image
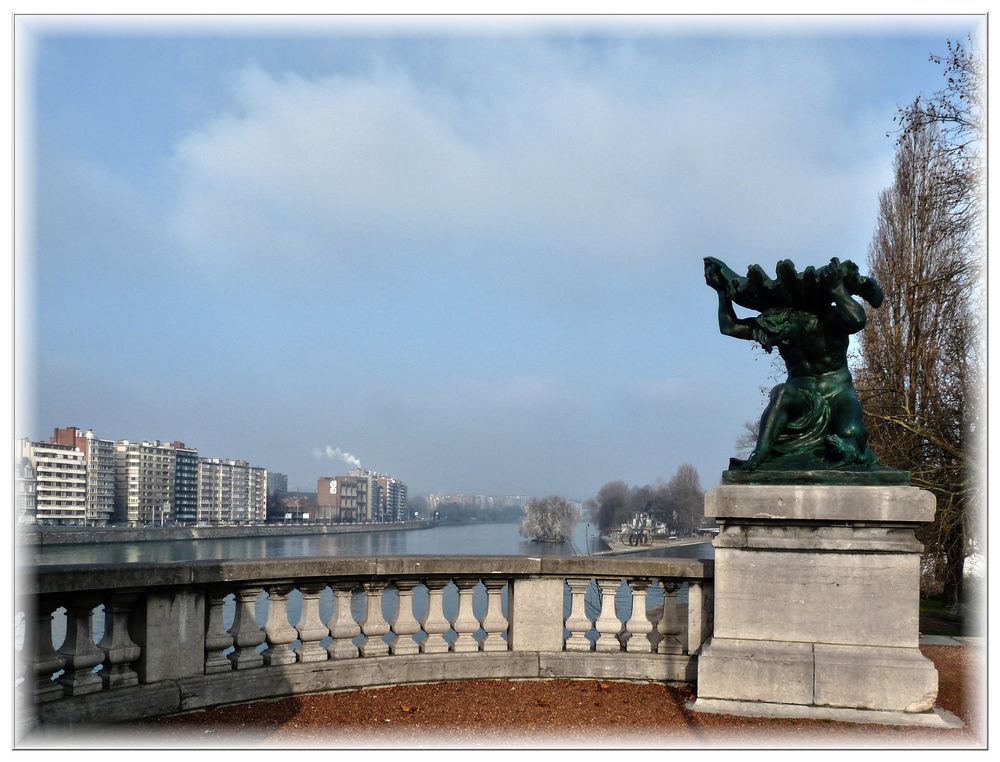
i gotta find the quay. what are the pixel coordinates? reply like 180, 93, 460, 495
18, 520, 433, 546
599, 533, 712, 556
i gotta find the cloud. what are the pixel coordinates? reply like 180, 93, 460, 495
312, 445, 362, 469
165, 41, 892, 292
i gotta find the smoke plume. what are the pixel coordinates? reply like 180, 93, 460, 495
312, 445, 362, 469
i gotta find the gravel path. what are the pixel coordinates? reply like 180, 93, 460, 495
48, 645, 987, 748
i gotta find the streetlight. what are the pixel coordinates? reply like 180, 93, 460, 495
586, 523, 591, 555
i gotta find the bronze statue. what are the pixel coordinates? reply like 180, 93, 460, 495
705, 256, 885, 473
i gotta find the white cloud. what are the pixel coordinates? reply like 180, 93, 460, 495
166, 41, 893, 287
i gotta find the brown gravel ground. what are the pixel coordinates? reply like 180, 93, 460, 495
42, 645, 988, 749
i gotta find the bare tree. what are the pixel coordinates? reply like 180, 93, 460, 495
585, 480, 630, 532
857, 39, 983, 612
734, 420, 760, 458
662, 463, 705, 536
520, 496, 581, 543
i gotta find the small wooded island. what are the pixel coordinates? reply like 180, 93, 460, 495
519, 496, 581, 543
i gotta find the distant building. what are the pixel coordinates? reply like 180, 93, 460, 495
50, 427, 115, 526
267, 472, 288, 497
114, 440, 176, 526
197, 458, 267, 524
170, 442, 199, 524
276, 494, 315, 523
19, 439, 87, 525
316, 475, 368, 523
428, 493, 526, 510
15, 456, 36, 524
317, 468, 408, 523
369, 473, 407, 522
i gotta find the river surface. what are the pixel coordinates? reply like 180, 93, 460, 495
25, 521, 713, 566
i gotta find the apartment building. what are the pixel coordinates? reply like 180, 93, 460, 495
316, 474, 368, 523
267, 472, 288, 497
317, 468, 407, 523
197, 458, 267, 525
50, 427, 115, 526
365, 471, 408, 522
114, 440, 176, 526
15, 456, 36, 524
171, 443, 199, 524
19, 439, 87, 525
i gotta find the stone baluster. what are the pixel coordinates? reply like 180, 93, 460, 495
686, 580, 712, 654
97, 593, 141, 689
27, 597, 65, 703
420, 579, 451, 654
358, 581, 390, 657
452, 578, 482, 653
389, 579, 421, 656
594, 578, 623, 652
480, 579, 509, 652
56, 597, 104, 695
564, 578, 594, 652
656, 581, 685, 654
624, 579, 654, 653
295, 582, 330, 663
262, 584, 298, 666
204, 590, 234, 673
327, 582, 359, 660
228, 586, 265, 669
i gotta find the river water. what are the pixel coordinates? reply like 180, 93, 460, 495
22, 522, 713, 657
25, 520, 618, 566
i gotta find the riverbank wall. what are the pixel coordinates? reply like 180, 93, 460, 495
599, 535, 714, 556
17, 520, 434, 546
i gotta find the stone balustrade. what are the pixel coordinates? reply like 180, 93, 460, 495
16, 555, 713, 729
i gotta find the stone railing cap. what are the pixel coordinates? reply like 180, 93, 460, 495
20, 554, 713, 595
705, 484, 936, 523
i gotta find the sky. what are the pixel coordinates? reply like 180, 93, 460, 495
15, 14, 985, 499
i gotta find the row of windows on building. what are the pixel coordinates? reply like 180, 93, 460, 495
16, 427, 268, 527
312, 468, 409, 524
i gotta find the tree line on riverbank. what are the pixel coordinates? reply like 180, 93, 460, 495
585, 463, 706, 536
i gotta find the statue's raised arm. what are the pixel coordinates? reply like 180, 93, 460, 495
705, 257, 755, 341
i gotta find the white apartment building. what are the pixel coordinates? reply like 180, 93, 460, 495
348, 468, 408, 523
197, 458, 267, 525
15, 457, 36, 524
82, 432, 116, 526
19, 439, 87, 525
114, 441, 176, 526
51, 428, 116, 526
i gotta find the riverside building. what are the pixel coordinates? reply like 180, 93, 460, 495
197, 458, 268, 525
50, 427, 115, 526
317, 468, 408, 523
15, 456, 36, 524
171, 442, 199, 524
114, 440, 176, 526
316, 474, 368, 523
18, 439, 87, 525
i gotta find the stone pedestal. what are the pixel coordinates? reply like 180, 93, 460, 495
691, 484, 961, 728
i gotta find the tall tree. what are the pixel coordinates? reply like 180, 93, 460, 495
663, 463, 705, 535
857, 38, 982, 612
585, 480, 630, 532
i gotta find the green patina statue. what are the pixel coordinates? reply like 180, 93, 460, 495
704, 256, 898, 480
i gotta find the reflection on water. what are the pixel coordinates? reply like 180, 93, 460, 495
26, 521, 624, 566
